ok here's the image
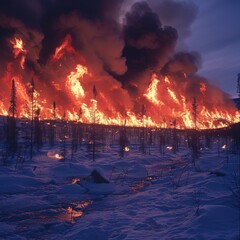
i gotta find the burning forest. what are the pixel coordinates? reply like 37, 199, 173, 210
1, 2, 240, 239
0, 0, 239, 129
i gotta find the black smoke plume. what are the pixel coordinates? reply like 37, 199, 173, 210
118, 1, 178, 95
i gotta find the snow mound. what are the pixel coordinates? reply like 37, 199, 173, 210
0, 175, 44, 194
80, 168, 115, 194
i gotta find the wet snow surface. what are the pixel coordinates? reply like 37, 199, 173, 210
0, 142, 239, 240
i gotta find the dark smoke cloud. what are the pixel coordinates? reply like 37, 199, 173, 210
39, 0, 124, 64
121, 0, 198, 50
0, 0, 191, 77
162, 51, 202, 76
0, 0, 124, 26
0, 0, 129, 113
0, 2, 215, 92
0, 0, 199, 84
0, 0, 201, 100
0, 14, 43, 80
0, 0, 43, 28
42, 12, 127, 76
119, 1, 178, 92
0, 0, 125, 64
148, 0, 198, 44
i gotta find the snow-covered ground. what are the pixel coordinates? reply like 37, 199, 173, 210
0, 137, 239, 240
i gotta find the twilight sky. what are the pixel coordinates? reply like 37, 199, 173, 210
122, 0, 240, 97
185, 0, 240, 98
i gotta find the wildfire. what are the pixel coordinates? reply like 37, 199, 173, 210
1, 34, 239, 130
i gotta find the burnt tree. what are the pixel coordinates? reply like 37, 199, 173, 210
119, 126, 129, 158
191, 97, 199, 165
28, 78, 35, 159
6, 79, 18, 158
140, 104, 146, 154
34, 108, 42, 151
91, 85, 97, 162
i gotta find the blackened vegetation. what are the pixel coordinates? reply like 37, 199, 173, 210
28, 78, 35, 160
0, 114, 239, 166
5, 116, 18, 158
119, 126, 129, 158
228, 123, 240, 154
1, 79, 18, 164
71, 122, 80, 161
34, 108, 42, 151
140, 104, 146, 154
191, 97, 199, 166
92, 86, 97, 162
6, 80, 18, 159
60, 113, 67, 161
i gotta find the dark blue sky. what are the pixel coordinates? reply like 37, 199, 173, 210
185, 0, 240, 97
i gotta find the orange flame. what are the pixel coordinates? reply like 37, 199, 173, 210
66, 64, 88, 100
10, 37, 27, 69
1, 35, 239, 129
144, 74, 162, 105
52, 34, 75, 62
167, 87, 180, 105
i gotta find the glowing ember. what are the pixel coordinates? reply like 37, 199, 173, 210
124, 146, 130, 152
47, 151, 64, 160
65, 200, 93, 222
76, 200, 93, 209
67, 206, 83, 219
221, 144, 227, 149
71, 178, 80, 184
54, 154, 63, 160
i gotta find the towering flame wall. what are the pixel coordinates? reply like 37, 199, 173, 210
0, 0, 239, 129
